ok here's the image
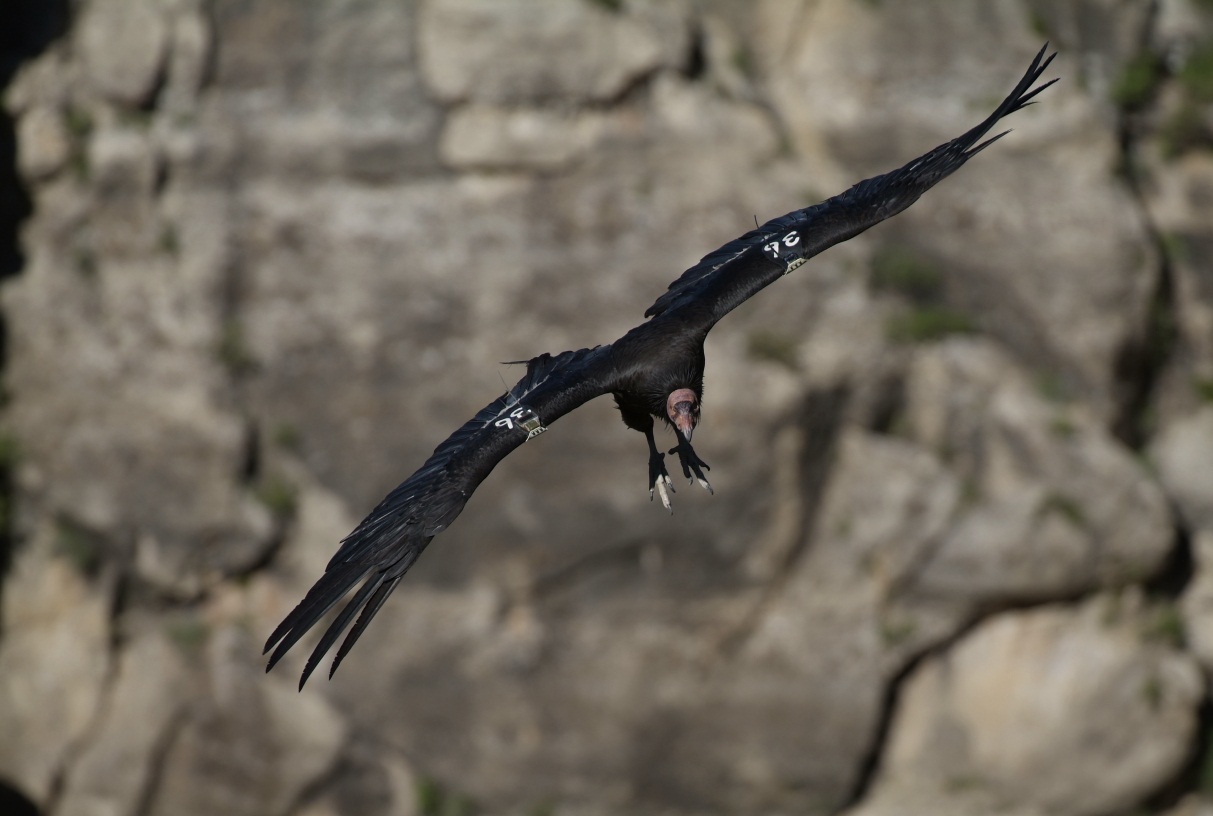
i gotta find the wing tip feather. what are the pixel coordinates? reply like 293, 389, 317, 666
262, 562, 374, 682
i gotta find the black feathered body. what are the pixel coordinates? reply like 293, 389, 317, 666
610, 314, 708, 432
266, 46, 1057, 687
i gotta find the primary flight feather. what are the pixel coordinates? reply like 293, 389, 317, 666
266, 45, 1057, 688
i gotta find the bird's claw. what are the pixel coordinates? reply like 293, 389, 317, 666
651, 473, 675, 512
648, 452, 676, 513
669, 443, 713, 495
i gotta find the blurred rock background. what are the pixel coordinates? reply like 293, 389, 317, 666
2, 0, 1213, 814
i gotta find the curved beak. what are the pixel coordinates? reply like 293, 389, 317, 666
672, 401, 695, 442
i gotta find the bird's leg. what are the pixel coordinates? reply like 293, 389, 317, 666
645, 426, 676, 512
669, 432, 713, 494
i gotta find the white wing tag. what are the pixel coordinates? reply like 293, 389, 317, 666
495, 406, 547, 439
762, 230, 805, 274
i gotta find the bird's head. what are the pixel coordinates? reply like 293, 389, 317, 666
666, 388, 700, 442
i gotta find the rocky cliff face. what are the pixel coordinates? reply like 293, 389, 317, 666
2, 1, 1213, 815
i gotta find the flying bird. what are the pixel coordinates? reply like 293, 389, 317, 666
266, 46, 1057, 688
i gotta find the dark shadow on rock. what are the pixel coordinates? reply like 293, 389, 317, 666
0, 109, 27, 283
0, 0, 69, 84
0, 0, 70, 607
0, 0, 69, 276
0, 778, 39, 816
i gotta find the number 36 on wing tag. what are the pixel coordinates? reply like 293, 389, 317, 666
763, 230, 806, 274
495, 406, 547, 439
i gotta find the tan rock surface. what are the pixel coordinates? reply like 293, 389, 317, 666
0, 1, 1206, 814
873, 597, 1203, 815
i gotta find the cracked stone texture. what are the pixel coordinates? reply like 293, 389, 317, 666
1, 0, 1210, 815
75, 0, 170, 108
864, 595, 1203, 816
417, 0, 692, 104
0, 535, 113, 804
54, 623, 188, 816
901, 339, 1172, 602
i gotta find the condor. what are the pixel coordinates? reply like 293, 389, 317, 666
267, 46, 1057, 689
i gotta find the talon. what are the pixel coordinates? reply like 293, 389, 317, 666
656, 478, 673, 512
670, 437, 713, 498
647, 446, 675, 512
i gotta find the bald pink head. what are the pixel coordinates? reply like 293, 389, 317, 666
666, 388, 698, 441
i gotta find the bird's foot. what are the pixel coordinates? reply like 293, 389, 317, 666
650, 448, 679, 511
648, 450, 676, 512
669, 440, 713, 495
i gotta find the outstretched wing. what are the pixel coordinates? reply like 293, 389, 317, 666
265, 345, 616, 688
645, 44, 1057, 328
